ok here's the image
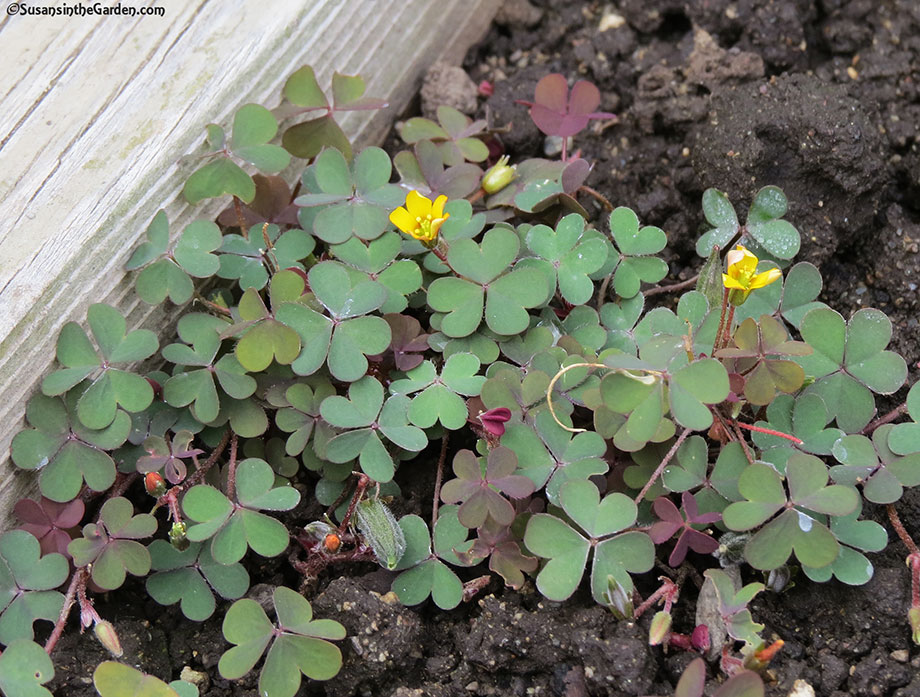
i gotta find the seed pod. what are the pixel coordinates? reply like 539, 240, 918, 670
481, 156, 516, 194
323, 533, 342, 554
354, 498, 406, 570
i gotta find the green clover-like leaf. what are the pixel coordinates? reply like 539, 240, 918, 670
829, 425, 920, 504
0, 531, 67, 644
146, 540, 249, 621
294, 147, 403, 243
524, 480, 653, 602
609, 207, 668, 299
68, 497, 156, 590
93, 662, 179, 697
524, 213, 608, 304
11, 389, 126, 502
796, 308, 906, 433
390, 353, 485, 430
320, 377, 426, 482
219, 587, 345, 697
428, 227, 547, 337
183, 459, 300, 564
391, 515, 464, 610
0, 640, 54, 697
723, 455, 858, 570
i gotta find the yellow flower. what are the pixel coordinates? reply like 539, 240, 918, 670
722, 244, 782, 305
389, 190, 449, 248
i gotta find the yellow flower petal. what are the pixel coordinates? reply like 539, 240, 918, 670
749, 268, 783, 289
430, 216, 449, 238
389, 206, 415, 234
405, 190, 432, 218
722, 274, 748, 290
432, 194, 448, 219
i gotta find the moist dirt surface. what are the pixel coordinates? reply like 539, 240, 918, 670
46, 1, 920, 695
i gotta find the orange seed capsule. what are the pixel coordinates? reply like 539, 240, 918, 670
323, 533, 342, 553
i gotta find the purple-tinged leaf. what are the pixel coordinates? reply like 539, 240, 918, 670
524, 74, 616, 138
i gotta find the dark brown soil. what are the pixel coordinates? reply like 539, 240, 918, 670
46, 1, 920, 695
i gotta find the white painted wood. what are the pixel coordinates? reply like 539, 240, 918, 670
0, 0, 498, 525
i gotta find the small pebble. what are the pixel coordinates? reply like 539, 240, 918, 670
890, 649, 909, 663
787, 679, 815, 697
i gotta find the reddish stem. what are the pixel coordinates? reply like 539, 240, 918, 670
888, 504, 920, 556
338, 474, 370, 533
431, 433, 450, 531
733, 420, 803, 444
234, 196, 247, 238
644, 274, 700, 298
634, 428, 691, 504
633, 578, 679, 619
714, 288, 730, 352
226, 432, 239, 502
578, 185, 613, 212
45, 568, 85, 655
863, 403, 909, 435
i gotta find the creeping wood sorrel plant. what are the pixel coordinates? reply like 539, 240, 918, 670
4, 65, 920, 696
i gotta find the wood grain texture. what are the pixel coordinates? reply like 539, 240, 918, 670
0, 0, 498, 526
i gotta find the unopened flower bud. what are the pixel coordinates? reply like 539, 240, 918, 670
648, 610, 672, 646
481, 156, 516, 194
144, 472, 166, 498
604, 576, 633, 620
94, 619, 123, 657
910, 607, 920, 645
169, 521, 189, 552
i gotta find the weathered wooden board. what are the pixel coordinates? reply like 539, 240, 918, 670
0, 0, 498, 526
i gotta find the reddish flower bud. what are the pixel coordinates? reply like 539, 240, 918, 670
144, 472, 166, 498
478, 80, 494, 97
477, 407, 512, 437
690, 624, 710, 652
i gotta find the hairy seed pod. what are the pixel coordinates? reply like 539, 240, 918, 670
354, 498, 406, 570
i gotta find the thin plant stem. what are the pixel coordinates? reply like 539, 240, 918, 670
338, 474, 370, 533
887, 504, 920, 556
733, 420, 803, 444
578, 185, 613, 212
596, 271, 613, 311
226, 432, 239, 502
719, 304, 736, 349
431, 433, 450, 531
634, 427, 692, 504
863, 403, 909, 435
730, 420, 756, 465
644, 274, 700, 298
714, 288, 730, 351
234, 196, 247, 238
185, 428, 231, 488
45, 568, 85, 655
633, 578, 678, 619
887, 504, 920, 611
